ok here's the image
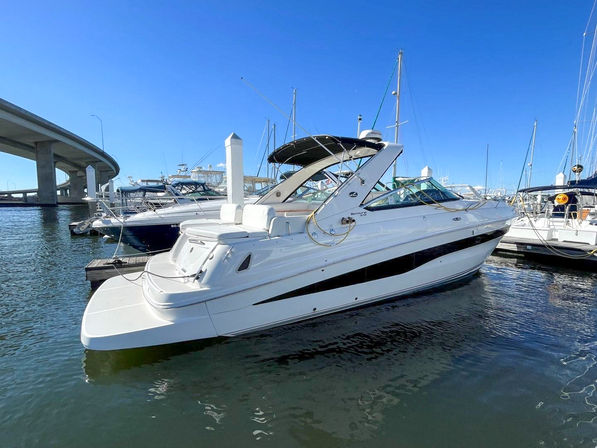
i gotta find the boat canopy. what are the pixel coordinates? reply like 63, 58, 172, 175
170, 180, 222, 197
268, 135, 384, 167
117, 184, 167, 194
170, 180, 208, 187
279, 170, 329, 181
520, 173, 597, 193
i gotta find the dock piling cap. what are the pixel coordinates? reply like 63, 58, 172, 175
226, 132, 242, 142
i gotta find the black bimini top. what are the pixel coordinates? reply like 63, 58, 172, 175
117, 184, 167, 194
268, 135, 384, 167
520, 172, 597, 193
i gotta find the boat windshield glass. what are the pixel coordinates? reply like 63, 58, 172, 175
364, 177, 460, 210
283, 161, 365, 204
171, 182, 222, 197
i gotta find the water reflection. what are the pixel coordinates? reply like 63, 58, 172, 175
82, 273, 495, 441
83, 338, 224, 382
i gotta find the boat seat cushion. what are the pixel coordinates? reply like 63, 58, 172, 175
219, 203, 243, 224
185, 223, 251, 241
269, 215, 307, 237
242, 204, 276, 230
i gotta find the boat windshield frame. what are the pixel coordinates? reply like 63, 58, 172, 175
258, 143, 380, 205
363, 177, 460, 211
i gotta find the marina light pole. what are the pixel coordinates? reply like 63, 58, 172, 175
357, 114, 362, 137
90, 114, 104, 151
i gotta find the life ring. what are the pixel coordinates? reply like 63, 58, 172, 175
555, 193, 569, 205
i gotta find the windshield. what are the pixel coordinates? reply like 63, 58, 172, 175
281, 163, 360, 204
364, 177, 460, 211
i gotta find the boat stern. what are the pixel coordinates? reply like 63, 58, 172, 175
81, 275, 218, 350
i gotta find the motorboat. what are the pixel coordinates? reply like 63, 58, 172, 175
92, 197, 237, 252
496, 175, 597, 265
81, 131, 514, 350
92, 181, 229, 252
92, 179, 333, 253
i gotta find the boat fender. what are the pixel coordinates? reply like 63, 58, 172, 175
555, 193, 569, 205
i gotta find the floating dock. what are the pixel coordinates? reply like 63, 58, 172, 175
495, 236, 597, 265
85, 255, 150, 289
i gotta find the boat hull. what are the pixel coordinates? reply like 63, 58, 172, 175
495, 216, 597, 267
95, 223, 181, 252
81, 233, 502, 350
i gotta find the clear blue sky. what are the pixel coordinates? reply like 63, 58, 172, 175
0, 0, 593, 191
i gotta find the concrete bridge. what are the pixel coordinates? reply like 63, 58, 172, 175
0, 98, 119, 205
0, 180, 75, 205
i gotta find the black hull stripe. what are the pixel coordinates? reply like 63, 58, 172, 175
254, 228, 508, 305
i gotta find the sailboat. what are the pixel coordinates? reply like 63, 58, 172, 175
497, 15, 597, 267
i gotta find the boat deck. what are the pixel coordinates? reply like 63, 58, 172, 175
85, 255, 151, 289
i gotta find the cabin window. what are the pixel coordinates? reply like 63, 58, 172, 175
238, 254, 252, 272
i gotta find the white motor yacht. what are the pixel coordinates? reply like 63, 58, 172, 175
92, 180, 229, 252
81, 131, 514, 350
92, 197, 240, 252
90, 181, 332, 252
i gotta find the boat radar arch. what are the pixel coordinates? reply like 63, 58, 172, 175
358, 129, 383, 142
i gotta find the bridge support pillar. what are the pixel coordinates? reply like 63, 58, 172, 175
98, 170, 112, 186
35, 141, 57, 206
68, 170, 86, 201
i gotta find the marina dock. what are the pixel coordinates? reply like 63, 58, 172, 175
496, 235, 597, 263
85, 255, 150, 289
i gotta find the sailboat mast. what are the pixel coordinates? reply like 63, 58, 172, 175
292, 88, 297, 141
392, 50, 403, 178
527, 120, 537, 188
266, 118, 271, 180
484, 144, 489, 197
273, 122, 276, 150
571, 122, 578, 179
394, 50, 403, 145
272, 122, 276, 182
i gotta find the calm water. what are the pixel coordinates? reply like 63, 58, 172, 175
1, 206, 596, 447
